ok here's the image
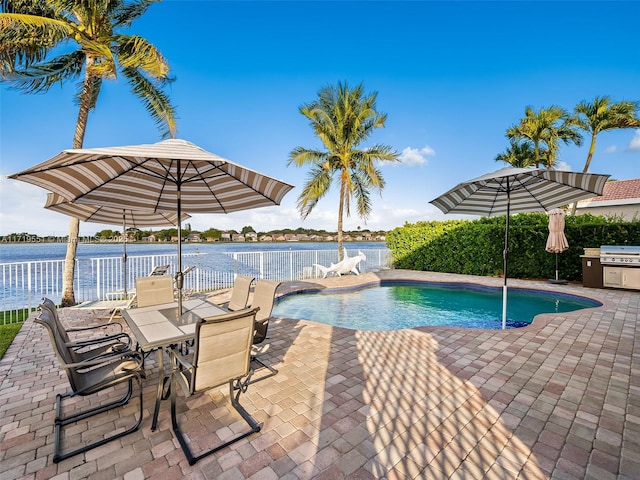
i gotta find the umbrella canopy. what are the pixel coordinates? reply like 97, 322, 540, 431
545, 208, 569, 254
11, 139, 295, 315
44, 192, 190, 297
545, 207, 569, 284
430, 167, 609, 329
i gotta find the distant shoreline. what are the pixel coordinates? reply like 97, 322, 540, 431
1, 238, 386, 245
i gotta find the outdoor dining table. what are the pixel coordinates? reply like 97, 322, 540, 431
121, 298, 228, 430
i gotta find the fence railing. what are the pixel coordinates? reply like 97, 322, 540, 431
1, 248, 391, 324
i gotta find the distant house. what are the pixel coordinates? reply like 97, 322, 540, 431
576, 179, 640, 220
187, 233, 201, 242
232, 233, 246, 242
245, 232, 258, 242
220, 232, 231, 242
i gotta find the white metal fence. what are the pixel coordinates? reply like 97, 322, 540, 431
1, 248, 391, 324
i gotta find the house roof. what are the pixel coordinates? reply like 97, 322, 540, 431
577, 179, 640, 207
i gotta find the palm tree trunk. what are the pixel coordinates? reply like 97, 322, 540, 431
337, 181, 346, 261
534, 142, 540, 168
581, 134, 597, 173
60, 60, 96, 307
569, 133, 598, 216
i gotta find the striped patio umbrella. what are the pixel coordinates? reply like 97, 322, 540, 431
11, 139, 294, 315
44, 192, 190, 297
545, 207, 570, 285
429, 167, 609, 329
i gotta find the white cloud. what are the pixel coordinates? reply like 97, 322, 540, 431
628, 129, 640, 151
397, 146, 435, 167
603, 145, 617, 154
555, 161, 572, 171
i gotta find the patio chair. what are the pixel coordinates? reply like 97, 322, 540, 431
169, 307, 262, 465
105, 264, 171, 304
248, 279, 281, 382
34, 307, 144, 463
135, 275, 175, 308
39, 298, 132, 362
227, 275, 255, 311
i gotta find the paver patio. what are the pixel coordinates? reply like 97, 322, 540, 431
0, 270, 638, 479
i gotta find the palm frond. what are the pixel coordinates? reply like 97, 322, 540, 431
351, 173, 373, 220
0, 13, 73, 73
111, 0, 157, 27
297, 166, 332, 219
115, 34, 169, 78
122, 66, 177, 138
288, 147, 327, 167
2, 50, 83, 92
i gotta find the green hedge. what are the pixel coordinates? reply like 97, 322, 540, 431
386, 214, 640, 281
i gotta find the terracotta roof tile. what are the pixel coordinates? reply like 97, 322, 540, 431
582, 178, 640, 203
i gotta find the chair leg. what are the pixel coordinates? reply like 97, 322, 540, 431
170, 376, 261, 466
249, 355, 278, 384
53, 374, 143, 463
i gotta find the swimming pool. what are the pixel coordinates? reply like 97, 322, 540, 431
272, 281, 602, 330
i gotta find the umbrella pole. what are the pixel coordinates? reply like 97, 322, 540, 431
502, 186, 510, 330
122, 212, 128, 299
548, 251, 569, 285
176, 172, 183, 318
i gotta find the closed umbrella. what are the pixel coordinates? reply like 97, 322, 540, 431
10, 139, 294, 316
44, 192, 190, 297
545, 207, 569, 284
430, 167, 609, 329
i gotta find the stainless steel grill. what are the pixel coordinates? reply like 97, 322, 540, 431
600, 245, 640, 265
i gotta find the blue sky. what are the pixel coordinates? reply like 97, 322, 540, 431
2, 0, 639, 237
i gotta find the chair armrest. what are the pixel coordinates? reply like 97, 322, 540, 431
67, 321, 124, 333
60, 349, 143, 371
74, 343, 131, 363
170, 350, 193, 371
65, 332, 132, 349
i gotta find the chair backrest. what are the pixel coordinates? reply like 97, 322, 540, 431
34, 307, 81, 391
39, 297, 71, 344
251, 280, 281, 323
135, 275, 174, 307
149, 264, 170, 276
251, 280, 281, 344
227, 275, 255, 311
190, 307, 259, 393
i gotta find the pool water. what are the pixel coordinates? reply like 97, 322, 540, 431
272, 282, 602, 330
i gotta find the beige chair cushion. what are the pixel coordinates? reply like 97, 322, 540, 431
135, 275, 174, 307
227, 275, 254, 311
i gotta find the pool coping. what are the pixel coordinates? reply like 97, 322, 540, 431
275, 269, 616, 333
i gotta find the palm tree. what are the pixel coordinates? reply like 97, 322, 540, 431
289, 81, 397, 260
573, 96, 640, 173
507, 106, 582, 168
1, 0, 177, 306
569, 96, 639, 214
495, 139, 536, 167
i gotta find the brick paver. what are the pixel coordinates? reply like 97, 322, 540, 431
1, 270, 638, 479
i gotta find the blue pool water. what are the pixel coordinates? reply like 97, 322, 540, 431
272, 281, 602, 330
